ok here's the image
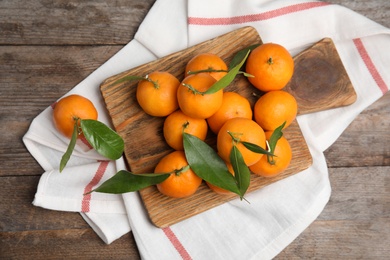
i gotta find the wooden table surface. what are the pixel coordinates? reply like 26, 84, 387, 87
1, 0, 389, 259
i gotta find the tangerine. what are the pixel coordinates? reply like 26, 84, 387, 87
154, 150, 202, 198
245, 43, 294, 92
163, 110, 208, 151
53, 94, 98, 139
136, 71, 180, 117
254, 90, 297, 131
249, 131, 292, 177
185, 53, 228, 81
207, 92, 253, 134
177, 73, 223, 119
217, 117, 266, 166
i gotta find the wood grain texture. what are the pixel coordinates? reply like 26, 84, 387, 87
284, 38, 356, 114
0, 0, 389, 259
0, 0, 155, 45
276, 166, 390, 259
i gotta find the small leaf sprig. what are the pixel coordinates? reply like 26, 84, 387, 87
60, 119, 124, 172
89, 121, 286, 199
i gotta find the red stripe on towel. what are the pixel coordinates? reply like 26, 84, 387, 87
163, 227, 192, 260
353, 38, 388, 94
81, 161, 109, 212
188, 2, 329, 25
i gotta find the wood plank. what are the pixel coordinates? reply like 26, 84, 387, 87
0, 45, 122, 177
0, 0, 156, 45
0, 0, 388, 46
1, 230, 140, 259
0, 176, 89, 231
324, 92, 390, 167
284, 38, 356, 114
0, 175, 140, 258
277, 166, 390, 259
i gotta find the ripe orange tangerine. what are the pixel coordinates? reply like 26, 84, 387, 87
245, 43, 294, 92
185, 53, 228, 81
163, 110, 208, 151
254, 90, 298, 131
207, 92, 253, 135
154, 150, 202, 198
217, 117, 266, 166
249, 131, 292, 177
177, 73, 223, 119
136, 71, 180, 117
53, 94, 98, 139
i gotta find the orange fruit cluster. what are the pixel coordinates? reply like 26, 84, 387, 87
136, 44, 297, 198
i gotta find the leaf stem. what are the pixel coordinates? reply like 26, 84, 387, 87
187, 68, 228, 75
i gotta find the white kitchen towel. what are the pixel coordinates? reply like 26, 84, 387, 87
23, 40, 158, 244
123, 0, 390, 259
22, 0, 390, 257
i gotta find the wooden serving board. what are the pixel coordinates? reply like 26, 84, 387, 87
100, 26, 356, 228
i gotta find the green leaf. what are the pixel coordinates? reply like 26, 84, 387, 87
268, 121, 286, 153
229, 43, 261, 70
59, 119, 78, 172
81, 119, 124, 160
242, 141, 274, 156
187, 69, 228, 76
89, 170, 170, 194
202, 50, 250, 95
183, 133, 241, 195
229, 145, 251, 199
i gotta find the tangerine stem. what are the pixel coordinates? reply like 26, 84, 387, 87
174, 165, 190, 176
265, 140, 276, 165
182, 120, 190, 133
227, 131, 243, 146
182, 83, 203, 95
267, 57, 273, 65
72, 117, 82, 136
144, 74, 159, 89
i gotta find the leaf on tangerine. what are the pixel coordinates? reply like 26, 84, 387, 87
229, 145, 251, 199
183, 133, 241, 196
202, 50, 250, 95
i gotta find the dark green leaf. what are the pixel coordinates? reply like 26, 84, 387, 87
183, 133, 240, 195
59, 119, 78, 172
242, 141, 274, 156
230, 145, 251, 199
90, 170, 170, 194
202, 50, 250, 95
81, 119, 124, 160
268, 121, 286, 153
229, 43, 261, 70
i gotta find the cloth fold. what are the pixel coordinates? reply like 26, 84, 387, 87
23, 0, 389, 258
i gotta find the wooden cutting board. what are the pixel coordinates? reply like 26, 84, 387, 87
100, 26, 356, 228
